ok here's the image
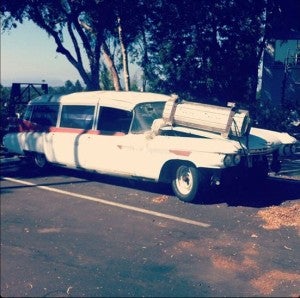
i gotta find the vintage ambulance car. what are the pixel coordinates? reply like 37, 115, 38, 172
2, 91, 297, 202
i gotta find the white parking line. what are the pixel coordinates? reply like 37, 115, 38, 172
2, 176, 211, 228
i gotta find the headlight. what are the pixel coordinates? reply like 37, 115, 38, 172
290, 144, 297, 154
223, 154, 241, 167
279, 144, 297, 156
223, 155, 233, 167
233, 154, 241, 165
284, 145, 290, 155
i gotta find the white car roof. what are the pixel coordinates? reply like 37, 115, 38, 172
29, 91, 172, 111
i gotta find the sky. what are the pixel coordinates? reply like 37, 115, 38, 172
1, 21, 83, 87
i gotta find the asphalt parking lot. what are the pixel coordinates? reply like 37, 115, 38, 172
1, 147, 299, 297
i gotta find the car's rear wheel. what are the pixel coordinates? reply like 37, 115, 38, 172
33, 153, 48, 169
171, 164, 207, 203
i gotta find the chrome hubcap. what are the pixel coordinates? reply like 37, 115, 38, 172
176, 167, 193, 195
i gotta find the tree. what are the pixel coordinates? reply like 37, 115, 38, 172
117, 16, 130, 91
136, 0, 299, 104
101, 41, 122, 91
1, 0, 121, 91
265, 0, 300, 39
77, 19, 122, 91
138, 0, 267, 104
2, 0, 299, 101
102, 0, 149, 91
1, 0, 148, 92
53, 80, 84, 94
0, 84, 11, 119
100, 63, 114, 90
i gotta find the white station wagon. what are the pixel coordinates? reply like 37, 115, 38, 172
2, 91, 298, 202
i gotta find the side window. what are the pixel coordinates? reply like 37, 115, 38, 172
97, 107, 132, 135
23, 105, 59, 126
31, 105, 59, 126
60, 105, 95, 129
131, 102, 165, 133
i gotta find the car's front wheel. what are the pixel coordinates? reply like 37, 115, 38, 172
171, 164, 207, 203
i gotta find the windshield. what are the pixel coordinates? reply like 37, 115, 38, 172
130, 102, 165, 134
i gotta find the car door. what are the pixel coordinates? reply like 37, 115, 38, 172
79, 106, 135, 175
47, 104, 96, 167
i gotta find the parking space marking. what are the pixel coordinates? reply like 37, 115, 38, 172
2, 176, 211, 228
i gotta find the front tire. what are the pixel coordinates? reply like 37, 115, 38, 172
171, 164, 207, 203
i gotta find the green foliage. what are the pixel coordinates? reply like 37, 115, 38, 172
245, 97, 300, 133
1, 0, 299, 102
52, 80, 84, 94
100, 64, 114, 90
142, 0, 267, 104
140, 0, 299, 105
0, 84, 12, 141
130, 74, 141, 92
0, 84, 10, 118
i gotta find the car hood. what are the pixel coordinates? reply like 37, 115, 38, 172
155, 126, 297, 155
235, 127, 297, 154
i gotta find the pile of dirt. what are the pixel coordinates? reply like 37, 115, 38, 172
251, 269, 300, 295
257, 202, 300, 232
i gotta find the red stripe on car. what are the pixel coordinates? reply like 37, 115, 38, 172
169, 149, 191, 156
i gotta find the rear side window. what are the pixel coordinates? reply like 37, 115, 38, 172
23, 105, 59, 126
60, 105, 95, 129
97, 107, 132, 134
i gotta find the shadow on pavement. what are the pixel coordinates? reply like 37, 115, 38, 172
201, 177, 300, 208
1, 158, 299, 209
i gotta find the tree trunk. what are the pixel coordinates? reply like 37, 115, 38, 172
101, 42, 121, 91
117, 16, 130, 91
140, 27, 152, 91
248, 37, 267, 102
